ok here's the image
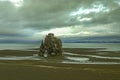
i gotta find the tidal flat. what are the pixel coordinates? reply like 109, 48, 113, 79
0, 48, 120, 80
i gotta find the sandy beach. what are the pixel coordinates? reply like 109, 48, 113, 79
0, 48, 120, 80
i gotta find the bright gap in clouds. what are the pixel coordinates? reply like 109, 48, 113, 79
70, 3, 110, 16
77, 17, 92, 22
39, 27, 73, 37
10, 0, 24, 7
38, 27, 97, 37
0, 0, 24, 8
33, 24, 117, 39
114, 0, 120, 6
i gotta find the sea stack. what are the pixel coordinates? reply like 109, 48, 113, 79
39, 33, 62, 57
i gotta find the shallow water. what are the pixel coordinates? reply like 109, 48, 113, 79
65, 56, 89, 62
63, 43, 120, 51
0, 54, 40, 60
0, 52, 120, 64
83, 55, 120, 60
62, 61, 120, 64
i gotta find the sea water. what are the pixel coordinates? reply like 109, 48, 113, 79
0, 43, 120, 51
63, 43, 120, 51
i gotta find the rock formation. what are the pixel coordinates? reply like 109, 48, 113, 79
39, 33, 62, 57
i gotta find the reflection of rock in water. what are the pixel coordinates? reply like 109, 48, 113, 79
39, 33, 62, 57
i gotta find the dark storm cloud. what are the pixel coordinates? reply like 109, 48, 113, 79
0, 0, 120, 28
0, 0, 120, 43
0, 33, 27, 37
19, 0, 82, 29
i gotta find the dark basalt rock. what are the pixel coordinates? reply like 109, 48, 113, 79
39, 33, 62, 57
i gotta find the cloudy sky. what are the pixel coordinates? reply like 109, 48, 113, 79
0, 0, 120, 43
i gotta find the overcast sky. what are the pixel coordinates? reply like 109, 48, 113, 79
0, 0, 120, 43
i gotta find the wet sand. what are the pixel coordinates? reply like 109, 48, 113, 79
0, 48, 120, 80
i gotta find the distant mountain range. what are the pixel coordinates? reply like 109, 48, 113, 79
62, 36, 120, 43
0, 36, 120, 44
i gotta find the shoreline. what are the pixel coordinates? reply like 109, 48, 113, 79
0, 48, 120, 63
